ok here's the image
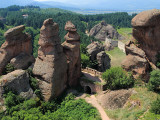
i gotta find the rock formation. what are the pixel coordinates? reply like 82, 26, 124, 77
33, 18, 67, 101
122, 41, 150, 79
86, 42, 110, 72
86, 42, 104, 61
62, 21, 81, 87
0, 25, 34, 75
97, 51, 111, 72
97, 89, 133, 110
122, 9, 160, 79
0, 70, 35, 107
89, 21, 123, 41
132, 9, 160, 65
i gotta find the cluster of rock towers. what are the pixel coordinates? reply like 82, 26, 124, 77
0, 18, 81, 101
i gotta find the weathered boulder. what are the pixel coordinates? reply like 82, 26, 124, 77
97, 89, 133, 110
86, 42, 104, 61
122, 41, 150, 79
97, 51, 111, 72
33, 18, 67, 101
62, 21, 81, 87
10, 53, 35, 70
0, 70, 35, 104
0, 25, 34, 75
132, 9, 160, 64
89, 21, 123, 41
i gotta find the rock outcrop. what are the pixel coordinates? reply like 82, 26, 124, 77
86, 42, 104, 61
0, 70, 35, 106
0, 25, 34, 75
97, 51, 111, 72
97, 89, 133, 110
62, 21, 81, 87
33, 18, 67, 101
122, 9, 160, 79
89, 21, 123, 41
132, 9, 160, 65
86, 42, 110, 72
122, 41, 150, 79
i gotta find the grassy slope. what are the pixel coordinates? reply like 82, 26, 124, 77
117, 28, 132, 43
106, 87, 160, 120
106, 47, 126, 67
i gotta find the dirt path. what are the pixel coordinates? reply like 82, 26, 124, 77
85, 95, 110, 120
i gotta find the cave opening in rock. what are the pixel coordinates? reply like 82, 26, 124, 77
84, 86, 92, 94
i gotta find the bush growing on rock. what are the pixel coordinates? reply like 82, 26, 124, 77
102, 67, 134, 90
148, 70, 160, 91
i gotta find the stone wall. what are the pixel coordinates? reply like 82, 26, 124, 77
82, 67, 102, 77
118, 41, 126, 53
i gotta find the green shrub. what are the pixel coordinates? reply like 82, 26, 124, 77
81, 53, 90, 68
80, 44, 87, 54
40, 101, 58, 113
102, 67, 134, 90
4, 92, 24, 109
81, 53, 98, 69
148, 70, 160, 91
26, 68, 43, 99
2, 93, 100, 120
150, 98, 160, 114
4, 63, 14, 74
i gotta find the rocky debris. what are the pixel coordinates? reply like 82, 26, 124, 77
97, 89, 133, 110
86, 42, 104, 61
33, 18, 67, 101
89, 21, 123, 41
0, 25, 34, 75
10, 53, 35, 70
122, 41, 150, 80
132, 9, 160, 64
0, 70, 35, 102
104, 37, 118, 51
97, 51, 111, 72
62, 21, 81, 87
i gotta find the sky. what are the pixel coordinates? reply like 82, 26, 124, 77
0, 0, 160, 10
34, 0, 160, 9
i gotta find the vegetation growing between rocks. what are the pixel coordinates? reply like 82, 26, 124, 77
102, 67, 134, 90
3, 63, 15, 74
